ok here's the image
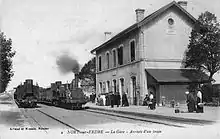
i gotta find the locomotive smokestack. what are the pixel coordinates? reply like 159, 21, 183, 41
74, 74, 79, 88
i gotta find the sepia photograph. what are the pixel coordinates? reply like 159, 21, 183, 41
0, 0, 220, 139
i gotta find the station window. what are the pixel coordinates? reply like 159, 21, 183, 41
117, 46, 123, 65
98, 56, 102, 71
113, 49, 116, 67
113, 79, 117, 93
107, 81, 110, 93
106, 52, 110, 69
99, 82, 102, 94
130, 40, 135, 62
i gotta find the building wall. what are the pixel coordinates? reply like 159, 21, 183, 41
95, 29, 140, 73
95, 6, 195, 106
95, 29, 145, 105
138, 7, 194, 105
142, 7, 193, 67
96, 62, 141, 105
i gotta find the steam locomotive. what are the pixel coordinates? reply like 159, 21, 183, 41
38, 74, 88, 109
14, 79, 39, 108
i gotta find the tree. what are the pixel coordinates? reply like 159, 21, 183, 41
0, 32, 16, 93
78, 57, 96, 89
182, 11, 220, 81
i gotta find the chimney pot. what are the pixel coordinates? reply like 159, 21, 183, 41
177, 1, 188, 10
135, 9, 145, 22
104, 32, 112, 41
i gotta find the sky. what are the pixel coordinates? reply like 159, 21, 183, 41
0, 0, 220, 90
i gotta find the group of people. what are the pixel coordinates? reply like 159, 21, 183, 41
185, 87, 204, 113
95, 92, 129, 108
109, 92, 129, 108
90, 93, 96, 103
143, 92, 156, 110
94, 84, 204, 113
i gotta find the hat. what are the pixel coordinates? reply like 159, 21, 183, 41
185, 91, 189, 95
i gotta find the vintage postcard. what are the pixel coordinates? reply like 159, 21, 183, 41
0, 0, 220, 139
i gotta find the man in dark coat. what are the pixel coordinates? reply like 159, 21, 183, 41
143, 94, 150, 106
187, 92, 196, 112
115, 92, 121, 107
110, 92, 115, 108
121, 92, 126, 107
122, 92, 129, 107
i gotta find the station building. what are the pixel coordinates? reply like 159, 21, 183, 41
91, 1, 209, 106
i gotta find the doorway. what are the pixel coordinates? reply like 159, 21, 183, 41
131, 76, 137, 105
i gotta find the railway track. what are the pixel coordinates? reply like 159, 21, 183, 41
38, 103, 187, 128
20, 108, 82, 134
36, 109, 81, 133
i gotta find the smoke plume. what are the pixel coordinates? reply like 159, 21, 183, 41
56, 53, 80, 74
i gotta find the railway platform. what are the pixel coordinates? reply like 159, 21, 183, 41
85, 102, 220, 125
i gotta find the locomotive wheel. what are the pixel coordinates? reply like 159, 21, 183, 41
71, 105, 76, 110
54, 101, 58, 106
30, 103, 33, 108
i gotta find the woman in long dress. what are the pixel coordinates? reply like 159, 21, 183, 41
187, 92, 196, 112
196, 90, 204, 113
149, 92, 155, 110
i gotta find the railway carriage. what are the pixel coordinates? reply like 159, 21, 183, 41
40, 74, 88, 109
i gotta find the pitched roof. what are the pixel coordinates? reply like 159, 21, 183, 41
91, 1, 197, 53
146, 69, 210, 83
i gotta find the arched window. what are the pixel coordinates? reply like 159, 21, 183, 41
99, 82, 102, 94
113, 79, 117, 94
118, 45, 123, 65
106, 81, 110, 93
119, 78, 125, 94
98, 56, 102, 71
112, 49, 116, 67
130, 40, 135, 62
106, 52, 110, 69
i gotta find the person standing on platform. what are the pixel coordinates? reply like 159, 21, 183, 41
143, 94, 150, 107
196, 88, 204, 113
149, 92, 154, 110
185, 91, 189, 109
125, 92, 129, 106
187, 91, 196, 112
115, 92, 120, 107
122, 92, 129, 107
110, 92, 114, 108
121, 92, 126, 107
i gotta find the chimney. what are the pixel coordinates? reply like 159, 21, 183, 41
51, 83, 56, 90
177, 1, 187, 10
135, 9, 145, 22
26, 79, 33, 93
104, 32, 112, 41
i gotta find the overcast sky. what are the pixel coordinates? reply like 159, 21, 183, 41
0, 0, 220, 90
